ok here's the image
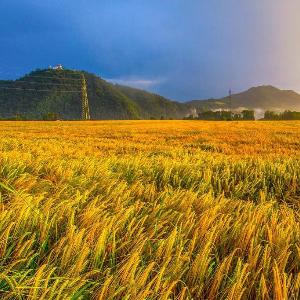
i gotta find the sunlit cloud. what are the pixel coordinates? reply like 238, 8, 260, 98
106, 77, 164, 90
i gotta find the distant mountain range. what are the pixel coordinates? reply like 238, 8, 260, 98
0, 68, 300, 119
187, 85, 300, 114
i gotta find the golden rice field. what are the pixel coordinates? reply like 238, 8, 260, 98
0, 120, 300, 300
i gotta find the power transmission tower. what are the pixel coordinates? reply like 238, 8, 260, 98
229, 88, 232, 120
81, 74, 91, 120
229, 89, 232, 109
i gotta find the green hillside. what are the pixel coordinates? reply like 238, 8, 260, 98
1, 69, 300, 120
114, 84, 187, 119
0, 69, 141, 120
0, 68, 190, 120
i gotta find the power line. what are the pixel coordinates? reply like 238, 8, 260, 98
4, 80, 81, 87
0, 70, 92, 120
0, 87, 81, 93
20, 75, 82, 81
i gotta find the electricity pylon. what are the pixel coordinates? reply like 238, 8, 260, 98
81, 74, 91, 120
229, 88, 232, 120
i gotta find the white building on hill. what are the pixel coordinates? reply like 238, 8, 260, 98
49, 64, 64, 70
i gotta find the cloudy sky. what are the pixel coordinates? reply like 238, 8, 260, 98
1, 0, 300, 100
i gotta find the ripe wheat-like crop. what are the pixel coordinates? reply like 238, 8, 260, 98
0, 120, 300, 299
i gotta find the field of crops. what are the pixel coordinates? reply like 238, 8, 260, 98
0, 120, 300, 299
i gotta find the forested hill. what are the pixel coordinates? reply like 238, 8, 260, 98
114, 84, 186, 119
0, 69, 188, 120
1, 69, 300, 120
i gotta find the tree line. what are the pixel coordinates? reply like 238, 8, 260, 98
2, 109, 300, 121
264, 110, 300, 120
185, 110, 255, 120
185, 110, 300, 121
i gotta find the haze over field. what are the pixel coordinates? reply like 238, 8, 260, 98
1, 0, 300, 100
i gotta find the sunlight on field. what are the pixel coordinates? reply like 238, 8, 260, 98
0, 120, 300, 299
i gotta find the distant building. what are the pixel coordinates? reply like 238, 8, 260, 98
51, 64, 64, 70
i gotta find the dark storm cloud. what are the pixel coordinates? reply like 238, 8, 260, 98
1, 0, 300, 100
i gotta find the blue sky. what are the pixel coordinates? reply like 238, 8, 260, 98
1, 0, 300, 100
